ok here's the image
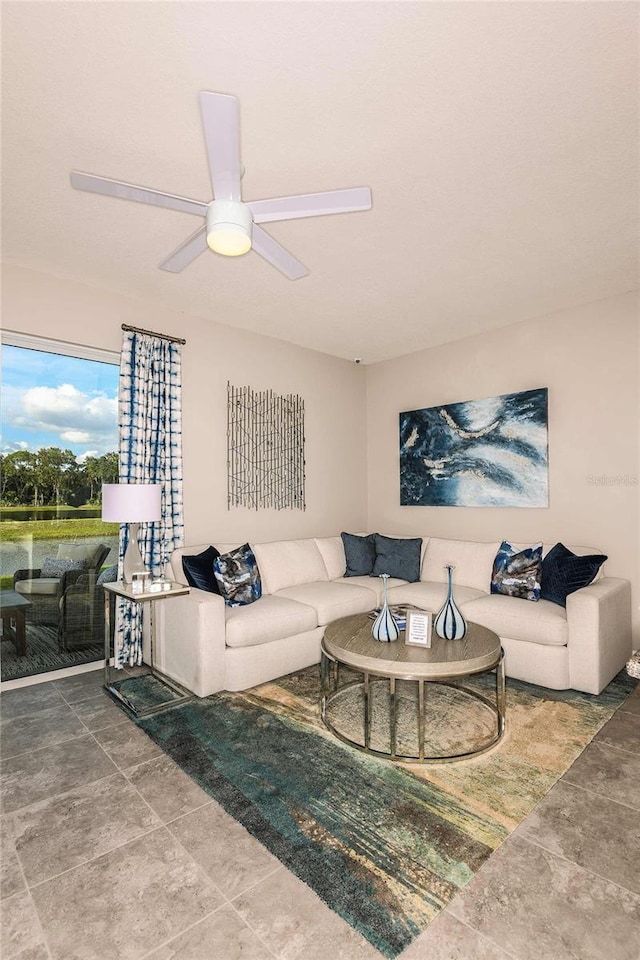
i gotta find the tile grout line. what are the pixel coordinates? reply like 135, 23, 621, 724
55, 686, 107, 710
440, 908, 521, 960
226, 862, 285, 906
513, 833, 640, 900
590, 736, 640, 759
92, 720, 253, 954
224, 866, 290, 960
86, 717, 158, 774
7, 825, 55, 960
1, 726, 97, 763
0, 689, 68, 722
136, 906, 226, 960
159, 795, 216, 825
26, 823, 170, 893
67, 698, 131, 736
118, 725, 285, 959
137, 902, 280, 960
13, 752, 164, 892
2, 767, 123, 820
560, 771, 640, 813
129, 745, 286, 960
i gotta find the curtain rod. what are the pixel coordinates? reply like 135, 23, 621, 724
121, 323, 186, 345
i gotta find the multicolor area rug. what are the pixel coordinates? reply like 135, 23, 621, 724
138, 666, 635, 958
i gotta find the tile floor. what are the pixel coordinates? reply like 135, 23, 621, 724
1, 669, 639, 960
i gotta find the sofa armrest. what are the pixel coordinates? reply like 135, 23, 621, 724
566, 577, 632, 695
161, 588, 227, 698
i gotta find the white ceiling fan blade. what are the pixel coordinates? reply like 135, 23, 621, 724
199, 92, 242, 203
251, 225, 309, 280
248, 187, 372, 224
70, 172, 207, 217
159, 226, 208, 273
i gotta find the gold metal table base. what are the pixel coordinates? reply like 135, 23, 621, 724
320, 647, 506, 764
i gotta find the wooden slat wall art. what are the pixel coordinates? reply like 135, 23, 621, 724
227, 382, 306, 510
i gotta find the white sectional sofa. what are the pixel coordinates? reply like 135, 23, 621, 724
162, 535, 632, 699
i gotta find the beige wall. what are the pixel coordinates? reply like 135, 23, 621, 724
2, 264, 368, 544
4, 265, 638, 640
365, 292, 640, 640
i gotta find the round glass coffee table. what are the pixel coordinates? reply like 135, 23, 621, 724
321, 613, 505, 763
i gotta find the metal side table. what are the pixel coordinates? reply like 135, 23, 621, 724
103, 580, 192, 718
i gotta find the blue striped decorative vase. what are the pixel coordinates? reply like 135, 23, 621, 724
371, 574, 399, 642
434, 565, 467, 641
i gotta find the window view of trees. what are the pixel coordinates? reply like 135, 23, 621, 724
1, 340, 121, 680
0, 449, 118, 506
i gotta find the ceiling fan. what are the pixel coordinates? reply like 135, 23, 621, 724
70, 92, 372, 280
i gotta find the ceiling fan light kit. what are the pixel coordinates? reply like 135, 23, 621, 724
70, 91, 372, 280
206, 200, 252, 256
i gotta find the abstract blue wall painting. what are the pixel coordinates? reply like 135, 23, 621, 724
399, 388, 549, 508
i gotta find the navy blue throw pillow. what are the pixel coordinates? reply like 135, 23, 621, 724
341, 532, 377, 577
541, 543, 607, 607
372, 534, 422, 582
182, 546, 221, 594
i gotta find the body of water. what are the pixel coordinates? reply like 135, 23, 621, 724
0, 508, 101, 522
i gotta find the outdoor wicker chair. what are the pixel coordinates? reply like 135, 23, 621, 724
58, 562, 117, 651
13, 543, 111, 631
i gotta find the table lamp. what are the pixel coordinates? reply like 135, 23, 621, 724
102, 483, 162, 583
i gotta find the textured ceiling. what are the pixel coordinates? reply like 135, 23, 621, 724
1, 2, 637, 363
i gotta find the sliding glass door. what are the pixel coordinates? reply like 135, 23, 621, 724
1, 334, 119, 682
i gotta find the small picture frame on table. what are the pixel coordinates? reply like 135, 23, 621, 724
405, 610, 432, 647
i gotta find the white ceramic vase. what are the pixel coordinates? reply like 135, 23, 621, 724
371, 573, 399, 642
434, 564, 467, 640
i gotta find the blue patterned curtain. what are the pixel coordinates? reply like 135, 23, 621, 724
116, 330, 184, 666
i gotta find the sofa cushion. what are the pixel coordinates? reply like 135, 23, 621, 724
276, 581, 376, 626
314, 537, 346, 580
182, 545, 221, 594
225, 595, 318, 648
214, 544, 262, 607
341, 532, 376, 577
461, 594, 568, 646
541, 543, 608, 607
334, 575, 408, 605
387, 581, 487, 610
252, 539, 328, 595
422, 538, 500, 593
491, 541, 543, 602
15, 578, 62, 596
372, 534, 422, 582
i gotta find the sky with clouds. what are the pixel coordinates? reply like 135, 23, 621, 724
1, 345, 119, 460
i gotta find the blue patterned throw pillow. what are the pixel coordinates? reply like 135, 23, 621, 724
97, 564, 118, 584
213, 543, 262, 606
491, 541, 543, 601
41, 557, 88, 578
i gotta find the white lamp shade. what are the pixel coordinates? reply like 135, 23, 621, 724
102, 483, 162, 523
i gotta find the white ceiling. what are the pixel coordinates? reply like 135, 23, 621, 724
2, 2, 637, 364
